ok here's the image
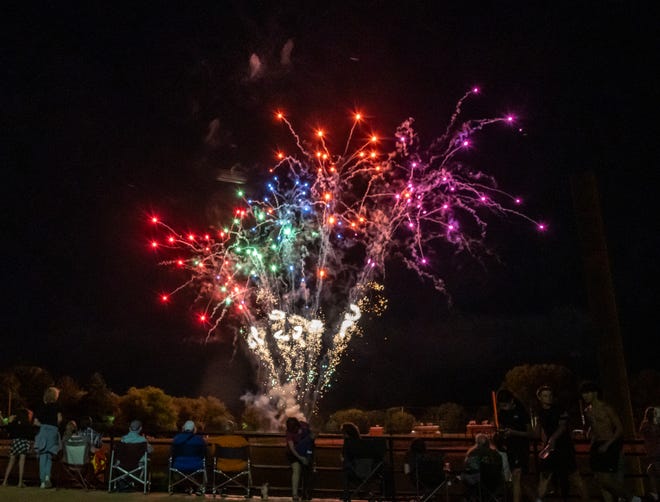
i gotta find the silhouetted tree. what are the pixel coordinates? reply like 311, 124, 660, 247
79, 372, 117, 425
0, 371, 21, 416
56, 375, 85, 419
385, 408, 415, 434
10, 365, 54, 409
116, 386, 177, 433
326, 408, 370, 434
173, 395, 235, 432
421, 402, 467, 433
503, 363, 577, 411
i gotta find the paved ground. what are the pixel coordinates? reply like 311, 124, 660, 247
0, 487, 310, 502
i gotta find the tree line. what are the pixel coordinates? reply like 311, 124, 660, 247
1, 364, 658, 435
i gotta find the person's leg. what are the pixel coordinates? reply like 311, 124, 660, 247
2, 455, 16, 485
39, 453, 47, 484
648, 462, 659, 500
595, 472, 629, 502
537, 471, 553, 500
342, 463, 352, 501
291, 461, 301, 500
301, 464, 312, 500
39, 452, 53, 487
511, 467, 522, 502
17, 454, 26, 487
568, 470, 590, 502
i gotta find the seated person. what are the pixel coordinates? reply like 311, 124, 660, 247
340, 422, 362, 502
170, 420, 207, 494
79, 416, 106, 484
60, 420, 90, 465
463, 433, 503, 500
171, 420, 207, 470
404, 438, 445, 494
61, 420, 78, 445
78, 416, 103, 452
121, 420, 153, 463
404, 438, 427, 476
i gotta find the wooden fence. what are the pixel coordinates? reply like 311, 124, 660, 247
0, 432, 651, 498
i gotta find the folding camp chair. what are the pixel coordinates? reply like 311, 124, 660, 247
476, 458, 506, 502
107, 442, 151, 494
410, 451, 450, 502
60, 436, 92, 490
168, 440, 208, 494
343, 437, 387, 501
211, 435, 252, 498
463, 454, 506, 502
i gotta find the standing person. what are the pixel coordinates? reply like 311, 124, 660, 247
639, 406, 660, 501
533, 384, 589, 502
579, 380, 640, 502
496, 388, 534, 502
33, 386, 63, 489
2, 408, 34, 487
285, 416, 314, 502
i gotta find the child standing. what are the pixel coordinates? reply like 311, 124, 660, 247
2, 408, 34, 487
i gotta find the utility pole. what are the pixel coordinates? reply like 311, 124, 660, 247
570, 170, 642, 493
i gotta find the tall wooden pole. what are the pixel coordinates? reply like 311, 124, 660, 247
570, 171, 642, 493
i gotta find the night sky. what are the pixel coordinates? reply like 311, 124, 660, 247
3, 2, 658, 415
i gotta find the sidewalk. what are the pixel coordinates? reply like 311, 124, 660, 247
0, 487, 316, 502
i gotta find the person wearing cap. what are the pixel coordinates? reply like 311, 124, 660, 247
121, 420, 153, 454
171, 420, 208, 494
580, 380, 641, 502
171, 420, 207, 468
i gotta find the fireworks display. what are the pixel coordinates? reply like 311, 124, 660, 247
148, 88, 543, 418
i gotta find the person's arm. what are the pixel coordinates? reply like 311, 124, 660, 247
546, 411, 569, 448
287, 439, 308, 464
504, 423, 535, 439
604, 404, 624, 448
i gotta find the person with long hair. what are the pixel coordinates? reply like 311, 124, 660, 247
639, 406, 660, 501
33, 386, 63, 489
285, 416, 314, 501
2, 408, 34, 487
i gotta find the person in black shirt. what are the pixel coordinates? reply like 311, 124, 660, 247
533, 384, 589, 502
2, 408, 34, 487
497, 388, 534, 502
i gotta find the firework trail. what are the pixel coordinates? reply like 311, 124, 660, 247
148, 89, 543, 418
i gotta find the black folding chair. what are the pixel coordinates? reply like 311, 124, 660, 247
107, 442, 151, 494
411, 451, 449, 502
477, 458, 506, 502
463, 454, 505, 502
168, 441, 208, 494
343, 437, 388, 501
